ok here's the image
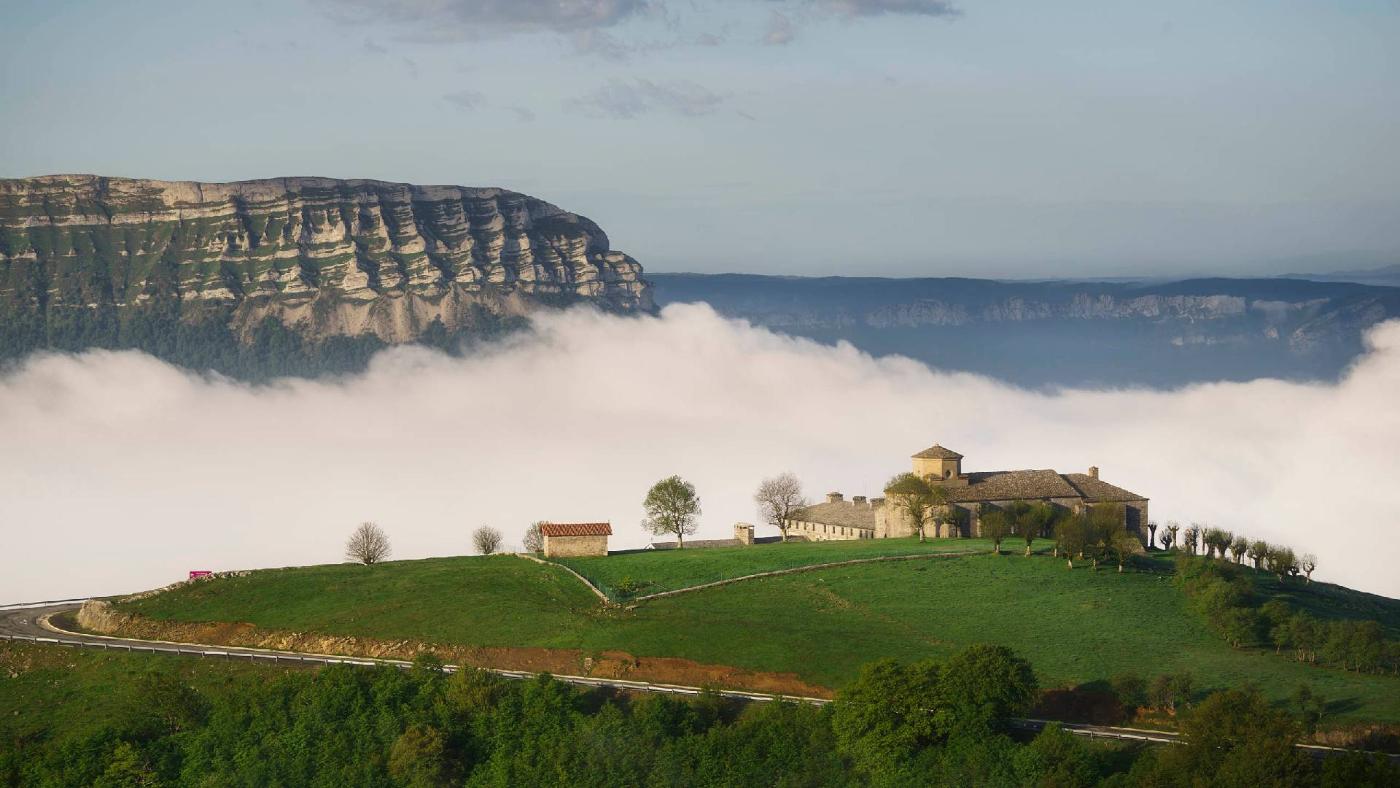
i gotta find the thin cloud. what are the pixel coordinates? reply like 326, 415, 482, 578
820, 0, 961, 17
764, 12, 796, 45
569, 79, 725, 118
319, 0, 648, 36
443, 89, 487, 110
2, 305, 1398, 602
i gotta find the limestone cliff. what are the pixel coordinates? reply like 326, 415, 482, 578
0, 175, 652, 343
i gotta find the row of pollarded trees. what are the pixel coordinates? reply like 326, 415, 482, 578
1154, 521, 1318, 583
343, 522, 506, 565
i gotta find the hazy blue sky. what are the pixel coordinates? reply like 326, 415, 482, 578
3, 0, 1398, 277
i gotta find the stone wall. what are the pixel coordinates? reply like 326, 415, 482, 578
784, 520, 873, 541
543, 534, 609, 558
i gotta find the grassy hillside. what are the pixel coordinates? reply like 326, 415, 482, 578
116, 544, 1400, 723
0, 640, 304, 746
559, 538, 995, 599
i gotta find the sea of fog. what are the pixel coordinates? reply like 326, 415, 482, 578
1, 303, 1397, 602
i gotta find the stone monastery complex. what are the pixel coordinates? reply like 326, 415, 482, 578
783, 444, 1149, 544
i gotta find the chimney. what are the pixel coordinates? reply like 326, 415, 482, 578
734, 523, 755, 545
1088, 466, 1099, 480
852, 495, 868, 508
826, 492, 844, 504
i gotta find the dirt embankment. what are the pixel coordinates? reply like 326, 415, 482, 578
73, 600, 831, 699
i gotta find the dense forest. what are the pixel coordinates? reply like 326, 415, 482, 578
3, 643, 1396, 787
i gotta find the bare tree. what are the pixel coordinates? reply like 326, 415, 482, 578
643, 475, 702, 548
522, 521, 544, 554
754, 473, 808, 542
472, 526, 503, 555
1147, 520, 1159, 550
346, 522, 391, 565
1301, 553, 1317, 583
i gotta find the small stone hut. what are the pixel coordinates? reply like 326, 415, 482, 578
540, 522, 612, 558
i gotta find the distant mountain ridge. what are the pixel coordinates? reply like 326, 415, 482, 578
0, 174, 652, 347
650, 273, 1400, 387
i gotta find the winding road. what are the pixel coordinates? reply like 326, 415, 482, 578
2, 600, 1392, 761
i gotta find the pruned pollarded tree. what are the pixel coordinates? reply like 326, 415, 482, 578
1085, 503, 1126, 571
1205, 528, 1234, 560
1182, 524, 1201, 556
1055, 513, 1088, 569
1301, 553, 1317, 583
885, 472, 938, 542
1164, 522, 1180, 552
754, 473, 808, 542
472, 525, 503, 555
1229, 535, 1249, 564
1147, 520, 1159, 550
979, 507, 1009, 555
1017, 501, 1056, 556
643, 475, 702, 548
346, 522, 391, 565
522, 521, 544, 554
1247, 539, 1269, 570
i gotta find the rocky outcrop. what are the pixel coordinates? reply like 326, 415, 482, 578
0, 175, 652, 342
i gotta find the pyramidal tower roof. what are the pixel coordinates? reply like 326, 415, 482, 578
912, 444, 963, 460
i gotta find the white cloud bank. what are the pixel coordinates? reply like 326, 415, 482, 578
2, 304, 1398, 602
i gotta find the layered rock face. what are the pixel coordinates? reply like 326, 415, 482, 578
0, 175, 652, 341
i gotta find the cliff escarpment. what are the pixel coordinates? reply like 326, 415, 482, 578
0, 175, 652, 348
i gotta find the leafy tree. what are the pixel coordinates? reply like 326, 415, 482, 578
885, 472, 938, 542
472, 525, 503, 555
936, 644, 1038, 733
345, 521, 391, 565
1291, 684, 1326, 735
95, 742, 160, 788
1177, 685, 1313, 787
979, 508, 1009, 555
753, 472, 808, 542
1013, 724, 1098, 788
642, 475, 702, 548
831, 658, 943, 776
1147, 671, 1194, 714
522, 521, 544, 554
1109, 673, 1147, 711
1320, 750, 1400, 787
388, 725, 451, 787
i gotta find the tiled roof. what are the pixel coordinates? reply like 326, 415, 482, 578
912, 444, 963, 459
540, 522, 612, 537
1061, 474, 1146, 503
788, 501, 878, 530
943, 469, 1081, 503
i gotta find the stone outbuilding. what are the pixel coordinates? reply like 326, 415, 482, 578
540, 522, 612, 558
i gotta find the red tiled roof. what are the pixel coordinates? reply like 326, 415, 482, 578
540, 522, 613, 537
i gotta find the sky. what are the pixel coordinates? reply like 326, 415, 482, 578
3, 306, 1399, 602
2, 0, 1399, 278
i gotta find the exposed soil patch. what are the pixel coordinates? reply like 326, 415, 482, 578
72, 601, 831, 699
